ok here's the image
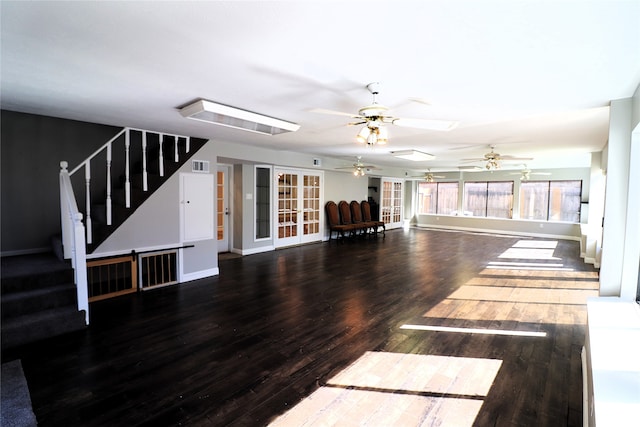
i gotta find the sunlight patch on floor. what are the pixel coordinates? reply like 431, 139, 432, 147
465, 276, 598, 290
423, 299, 588, 325
512, 240, 558, 249
268, 352, 501, 427
479, 268, 599, 279
400, 324, 547, 337
448, 285, 599, 305
497, 247, 561, 260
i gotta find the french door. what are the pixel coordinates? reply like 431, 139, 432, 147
275, 168, 323, 248
216, 165, 230, 253
381, 178, 404, 229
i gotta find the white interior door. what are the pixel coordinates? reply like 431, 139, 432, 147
381, 178, 404, 229
275, 169, 322, 248
181, 173, 214, 242
216, 165, 230, 253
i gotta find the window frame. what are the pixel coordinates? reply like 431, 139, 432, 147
416, 181, 459, 215
519, 179, 582, 223
463, 181, 514, 219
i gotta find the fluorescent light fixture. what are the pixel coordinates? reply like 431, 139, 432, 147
391, 150, 435, 161
180, 99, 300, 135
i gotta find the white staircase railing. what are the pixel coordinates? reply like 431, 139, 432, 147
59, 161, 89, 324
65, 127, 191, 244
59, 127, 192, 322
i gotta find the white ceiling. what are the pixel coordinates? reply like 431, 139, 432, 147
2, 1, 639, 173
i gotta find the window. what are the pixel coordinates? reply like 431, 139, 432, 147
417, 182, 459, 215
255, 166, 271, 239
464, 181, 513, 218
520, 180, 582, 222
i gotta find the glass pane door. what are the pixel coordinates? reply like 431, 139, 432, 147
277, 171, 298, 241
275, 169, 323, 247
381, 178, 403, 229
301, 174, 321, 243
381, 181, 392, 224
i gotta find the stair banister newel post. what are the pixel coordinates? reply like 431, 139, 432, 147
85, 160, 92, 244
59, 160, 90, 325
71, 211, 89, 325
186, 136, 190, 153
142, 131, 148, 192
59, 161, 72, 259
106, 141, 112, 225
174, 136, 179, 162
125, 128, 131, 208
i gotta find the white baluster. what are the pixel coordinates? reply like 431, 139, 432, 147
106, 142, 112, 225
159, 134, 165, 177
85, 160, 92, 244
125, 129, 131, 208
186, 136, 190, 153
142, 131, 148, 191
174, 136, 179, 162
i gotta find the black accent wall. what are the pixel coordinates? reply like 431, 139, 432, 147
1, 110, 120, 254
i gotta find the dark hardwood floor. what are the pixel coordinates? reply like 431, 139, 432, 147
12, 228, 599, 426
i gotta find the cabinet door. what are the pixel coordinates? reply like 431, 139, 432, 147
181, 173, 214, 242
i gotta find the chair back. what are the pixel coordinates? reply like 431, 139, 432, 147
361, 200, 373, 221
325, 201, 341, 226
338, 200, 353, 225
350, 200, 364, 223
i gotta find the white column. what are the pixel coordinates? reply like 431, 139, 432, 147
599, 98, 632, 296
620, 128, 640, 300
174, 136, 179, 162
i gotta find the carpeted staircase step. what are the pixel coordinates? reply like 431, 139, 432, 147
1, 254, 73, 294
1, 253, 86, 352
1, 283, 78, 320
1, 307, 87, 350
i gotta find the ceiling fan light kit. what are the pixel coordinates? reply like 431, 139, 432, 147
180, 99, 300, 136
356, 122, 388, 145
315, 82, 459, 146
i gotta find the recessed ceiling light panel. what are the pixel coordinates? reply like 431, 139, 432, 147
180, 99, 300, 135
391, 150, 435, 161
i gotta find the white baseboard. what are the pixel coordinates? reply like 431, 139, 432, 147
238, 245, 275, 255
180, 268, 219, 283
414, 223, 580, 241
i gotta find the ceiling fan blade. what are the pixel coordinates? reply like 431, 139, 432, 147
499, 155, 534, 161
392, 118, 458, 131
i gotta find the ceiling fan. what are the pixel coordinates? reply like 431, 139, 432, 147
335, 156, 379, 177
510, 164, 552, 181
462, 145, 533, 170
313, 82, 458, 145
411, 169, 446, 182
